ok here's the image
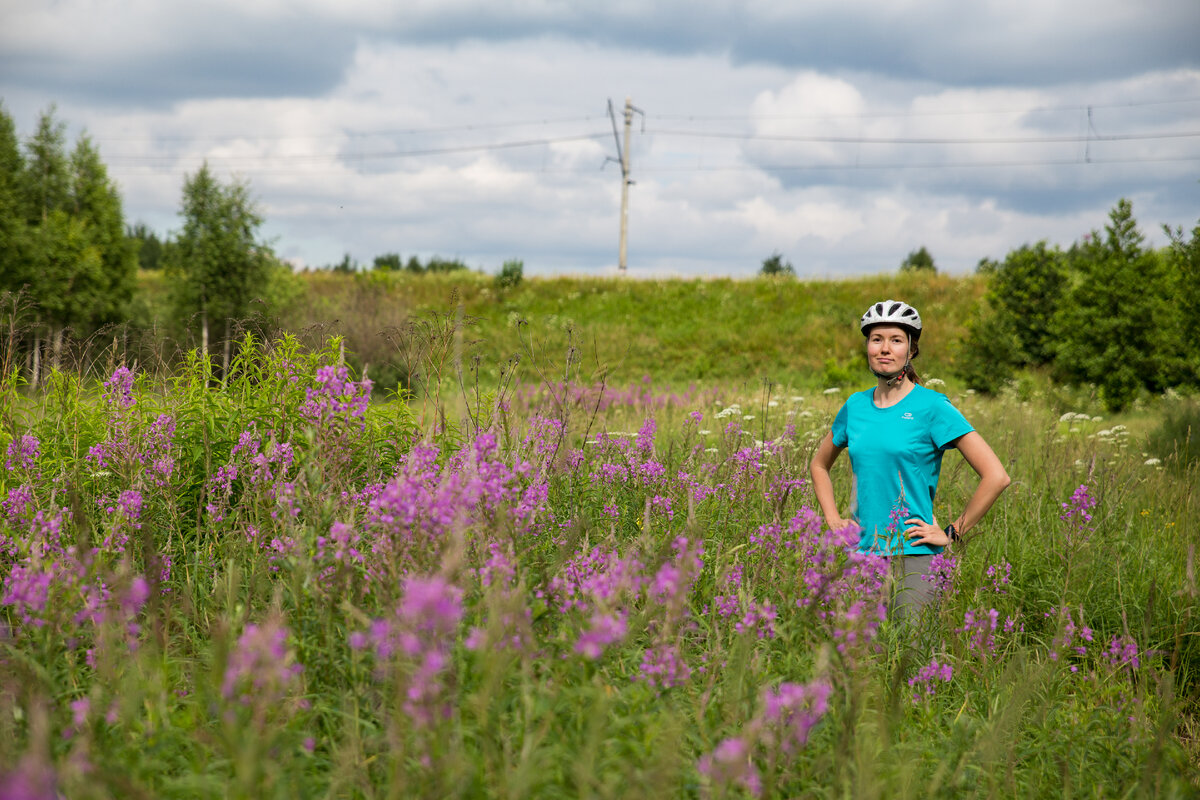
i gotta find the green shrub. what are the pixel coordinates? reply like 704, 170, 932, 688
759, 251, 794, 277
1145, 398, 1200, 472
496, 258, 524, 289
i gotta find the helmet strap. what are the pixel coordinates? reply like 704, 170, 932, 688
871, 363, 908, 386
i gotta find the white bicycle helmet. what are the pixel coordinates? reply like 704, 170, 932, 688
860, 300, 922, 337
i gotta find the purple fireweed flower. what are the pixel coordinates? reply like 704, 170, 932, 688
1061, 484, 1097, 525
315, 521, 363, 566
985, 561, 1012, 594
2, 564, 54, 626
711, 594, 740, 618
300, 364, 372, 426
2, 484, 36, 526
650, 536, 704, 617
908, 658, 953, 703
830, 600, 887, 655
548, 547, 644, 612
478, 542, 515, 588
922, 551, 958, 594
636, 644, 691, 689
356, 575, 464, 726
0, 750, 58, 799
1106, 634, 1141, 670
734, 601, 778, 639
634, 417, 657, 455
764, 475, 806, 506
1046, 606, 1093, 665
697, 736, 761, 798
5, 433, 40, 472
141, 414, 177, 486
521, 415, 566, 461
749, 523, 783, 558
957, 608, 1000, 656
638, 459, 667, 486
222, 619, 303, 706
66, 697, 91, 739
759, 680, 833, 753
574, 611, 628, 659
102, 366, 136, 409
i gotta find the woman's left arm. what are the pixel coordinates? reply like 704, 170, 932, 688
948, 431, 1011, 537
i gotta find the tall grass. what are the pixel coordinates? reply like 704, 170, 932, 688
0, 332, 1196, 798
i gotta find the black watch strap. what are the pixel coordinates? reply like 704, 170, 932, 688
944, 523, 961, 542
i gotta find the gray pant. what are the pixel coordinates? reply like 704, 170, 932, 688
889, 554, 937, 624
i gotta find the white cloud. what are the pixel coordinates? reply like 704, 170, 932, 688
1, 3, 1196, 278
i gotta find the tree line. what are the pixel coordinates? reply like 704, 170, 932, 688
0, 104, 286, 381
958, 199, 1200, 411
2, 105, 1197, 409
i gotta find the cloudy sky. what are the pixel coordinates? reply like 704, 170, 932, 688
2, 0, 1198, 277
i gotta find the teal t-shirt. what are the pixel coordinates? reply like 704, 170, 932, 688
831, 384, 974, 556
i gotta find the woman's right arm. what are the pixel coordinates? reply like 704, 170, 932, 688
809, 432, 851, 530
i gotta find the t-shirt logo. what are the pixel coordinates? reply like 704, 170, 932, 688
901, 412, 914, 420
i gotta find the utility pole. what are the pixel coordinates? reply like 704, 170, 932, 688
607, 97, 643, 274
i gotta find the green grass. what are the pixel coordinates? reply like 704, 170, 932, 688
0, 329, 1197, 797
130, 269, 987, 395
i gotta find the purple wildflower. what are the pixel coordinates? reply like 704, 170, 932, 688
759, 680, 833, 753
5, 433, 40, 472
908, 658, 953, 703
574, 611, 628, 659
637, 644, 691, 689
222, 619, 303, 706
697, 737, 761, 797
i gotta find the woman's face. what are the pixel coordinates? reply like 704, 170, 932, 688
866, 325, 910, 373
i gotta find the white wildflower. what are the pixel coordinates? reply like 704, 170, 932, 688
704, 447, 719, 454
823, 387, 841, 395
767, 400, 779, 407
1144, 458, 1162, 466
698, 430, 711, 436
926, 378, 945, 387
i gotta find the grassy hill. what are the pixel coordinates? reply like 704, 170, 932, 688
139, 270, 987, 394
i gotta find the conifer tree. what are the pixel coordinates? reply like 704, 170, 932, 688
1052, 199, 1168, 411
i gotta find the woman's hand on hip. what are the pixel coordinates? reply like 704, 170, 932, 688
904, 516, 951, 547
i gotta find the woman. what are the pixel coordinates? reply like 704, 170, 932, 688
808, 300, 1010, 621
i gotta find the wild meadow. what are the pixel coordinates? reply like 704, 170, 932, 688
0, 324, 1197, 798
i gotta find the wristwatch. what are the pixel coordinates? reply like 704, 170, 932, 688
944, 523, 961, 543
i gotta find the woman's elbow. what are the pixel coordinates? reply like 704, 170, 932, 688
994, 468, 1012, 492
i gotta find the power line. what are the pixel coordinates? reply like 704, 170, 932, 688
101, 131, 610, 165
652, 95, 1200, 122
645, 128, 1200, 145
105, 151, 1200, 179
637, 153, 1200, 174
90, 115, 605, 143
